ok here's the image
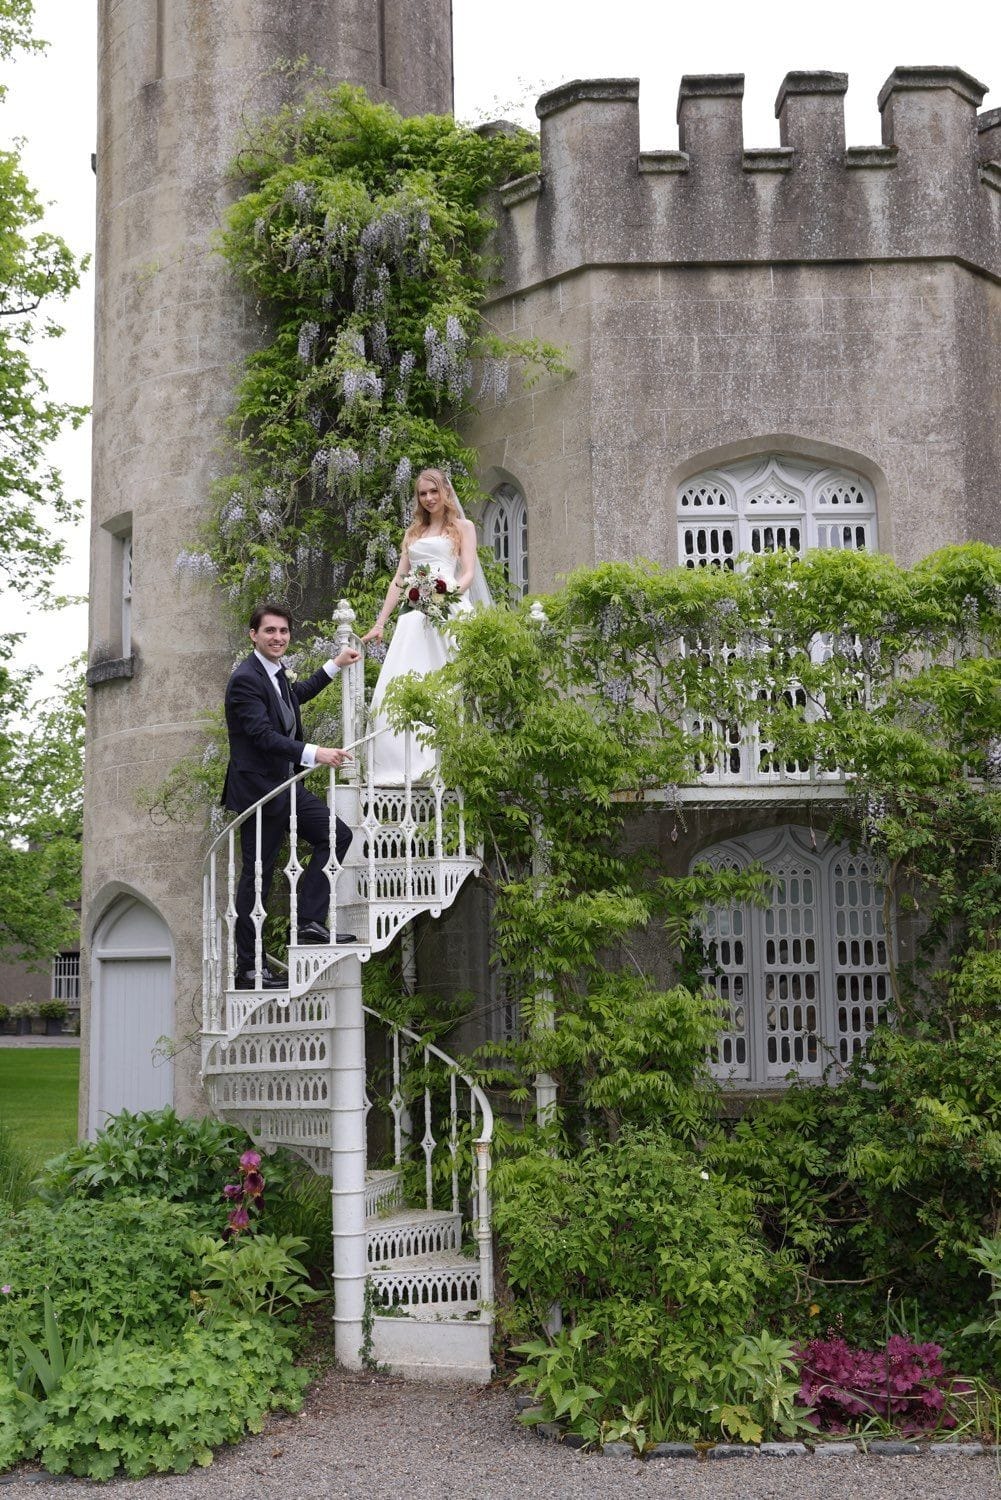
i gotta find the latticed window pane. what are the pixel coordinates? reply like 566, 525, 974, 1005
816, 479, 869, 508
764, 865, 821, 1077
746, 483, 800, 509
517, 505, 529, 594
682, 524, 736, 568
703, 905, 750, 1081
698, 829, 893, 1088
833, 855, 890, 1062
749, 522, 802, 555
52, 952, 81, 1005
676, 454, 876, 572
488, 507, 510, 569
482, 483, 528, 597
816, 521, 870, 551
679, 481, 732, 510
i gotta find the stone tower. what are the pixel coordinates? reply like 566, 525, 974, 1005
82, 0, 453, 1133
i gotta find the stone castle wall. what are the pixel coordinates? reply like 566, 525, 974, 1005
463, 68, 1001, 589
82, 0, 453, 1129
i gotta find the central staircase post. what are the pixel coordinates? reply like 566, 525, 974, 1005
330, 955, 368, 1367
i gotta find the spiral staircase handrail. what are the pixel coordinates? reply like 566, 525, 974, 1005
363, 1005, 494, 1147
202, 726, 380, 873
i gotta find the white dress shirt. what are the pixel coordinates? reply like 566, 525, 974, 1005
253, 650, 339, 768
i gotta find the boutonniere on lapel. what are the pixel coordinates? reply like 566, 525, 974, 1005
283, 668, 297, 684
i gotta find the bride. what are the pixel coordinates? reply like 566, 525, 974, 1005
361, 468, 487, 783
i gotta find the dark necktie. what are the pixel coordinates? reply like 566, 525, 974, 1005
275, 668, 296, 735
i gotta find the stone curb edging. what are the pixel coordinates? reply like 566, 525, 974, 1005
515, 1399, 994, 1460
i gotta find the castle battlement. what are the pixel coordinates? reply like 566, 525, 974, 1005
489, 68, 1001, 295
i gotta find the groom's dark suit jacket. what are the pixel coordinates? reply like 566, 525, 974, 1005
222, 653, 336, 815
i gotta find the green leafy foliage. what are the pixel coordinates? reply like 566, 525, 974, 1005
0, 655, 83, 962
7, 1289, 111, 1440
191, 1232, 326, 1320
0, 1372, 29, 1471
0, 1198, 206, 1352
37, 1107, 261, 1215
33, 1316, 306, 1480
0, 1114, 34, 1213
0, 0, 87, 600
198, 84, 560, 627
833, 1024, 1001, 1314
714, 1331, 815, 1443
497, 1128, 797, 1439
392, 545, 1001, 1411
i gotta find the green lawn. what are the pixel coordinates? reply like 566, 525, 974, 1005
0, 1048, 80, 1164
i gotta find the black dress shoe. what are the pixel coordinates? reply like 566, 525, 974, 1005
234, 967, 287, 991
296, 922, 358, 945
296, 921, 330, 944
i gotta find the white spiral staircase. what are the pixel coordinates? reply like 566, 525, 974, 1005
200, 605, 493, 1382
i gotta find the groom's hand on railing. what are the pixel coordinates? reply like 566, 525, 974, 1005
334, 646, 362, 668
315, 746, 352, 768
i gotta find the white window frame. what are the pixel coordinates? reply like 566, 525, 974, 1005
678, 455, 877, 570
52, 951, 81, 1006
696, 826, 892, 1087
481, 482, 529, 597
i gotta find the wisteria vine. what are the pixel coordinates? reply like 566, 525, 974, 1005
179, 85, 561, 630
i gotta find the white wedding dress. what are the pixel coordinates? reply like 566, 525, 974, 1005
367, 535, 471, 784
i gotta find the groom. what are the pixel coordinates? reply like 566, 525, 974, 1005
222, 603, 361, 990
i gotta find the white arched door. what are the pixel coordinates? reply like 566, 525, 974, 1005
88, 896, 174, 1136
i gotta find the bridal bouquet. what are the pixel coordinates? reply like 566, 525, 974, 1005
400, 562, 462, 627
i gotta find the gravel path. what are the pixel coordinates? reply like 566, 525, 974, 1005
2, 1373, 997, 1499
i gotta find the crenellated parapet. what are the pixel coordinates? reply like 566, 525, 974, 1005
491, 67, 1001, 293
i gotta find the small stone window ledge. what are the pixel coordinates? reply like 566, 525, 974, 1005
86, 655, 135, 686
638, 150, 690, 174
742, 147, 793, 173
845, 145, 898, 169
499, 173, 543, 208
978, 161, 1001, 193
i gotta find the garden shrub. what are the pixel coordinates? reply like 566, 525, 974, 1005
0, 1374, 29, 1471
832, 1022, 1001, 1321
36, 1107, 261, 1217
0, 1198, 204, 1351
496, 1126, 797, 1439
0, 1116, 34, 1214
32, 1316, 307, 1480
797, 1335, 965, 1434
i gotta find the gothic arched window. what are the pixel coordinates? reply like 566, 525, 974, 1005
481, 482, 529, 597
677, 455, 877, 569
695, 826, 891, 1087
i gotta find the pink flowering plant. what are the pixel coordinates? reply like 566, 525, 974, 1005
796, 1335, 970, 1435
400, 562, 460, 628
222, 1150, 266, 1239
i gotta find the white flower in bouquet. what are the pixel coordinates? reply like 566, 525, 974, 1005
400, 562, 461, 628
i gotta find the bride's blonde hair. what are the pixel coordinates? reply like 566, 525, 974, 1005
404, 468, 463, 553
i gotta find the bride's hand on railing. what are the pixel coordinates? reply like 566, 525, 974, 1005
360, 624, 383, 644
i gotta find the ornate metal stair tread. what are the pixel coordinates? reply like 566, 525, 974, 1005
369, 1249, 483, 1315
366, 1208, 463, 1265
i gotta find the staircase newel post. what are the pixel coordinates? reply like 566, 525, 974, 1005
333, 599, 360, 766
329, 954, 369, 1368
475, 1138, 493, 1321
